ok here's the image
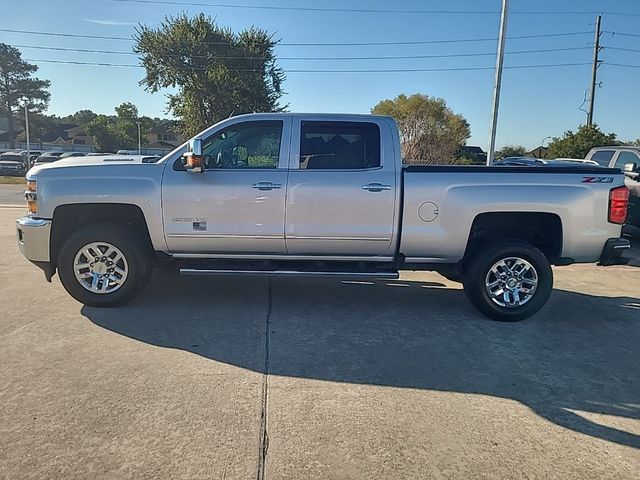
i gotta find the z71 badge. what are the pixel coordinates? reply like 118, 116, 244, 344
581, 176, 614, 183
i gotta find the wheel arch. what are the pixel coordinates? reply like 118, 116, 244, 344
50, 203, 153, 269
463, 212, 564, 266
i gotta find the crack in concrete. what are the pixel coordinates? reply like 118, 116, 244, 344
256, 277, 272, 480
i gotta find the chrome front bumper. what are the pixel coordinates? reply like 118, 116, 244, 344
16, 216, 52, 262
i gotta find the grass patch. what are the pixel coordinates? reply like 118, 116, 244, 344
0, 176, 26, 185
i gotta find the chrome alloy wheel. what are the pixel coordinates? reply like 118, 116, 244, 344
73, 242, 128, 294
485, 256, 538, 308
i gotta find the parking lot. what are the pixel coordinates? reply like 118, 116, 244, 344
0, 184, 26, 207
0, 205, 639, 479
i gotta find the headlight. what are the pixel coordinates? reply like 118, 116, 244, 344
25, 180, 37, 214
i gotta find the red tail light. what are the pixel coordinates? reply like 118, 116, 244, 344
608, 186, 630, 224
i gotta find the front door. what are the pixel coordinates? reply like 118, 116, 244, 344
162, 118, 291, 254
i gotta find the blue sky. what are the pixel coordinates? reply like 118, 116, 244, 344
1, 0, 639, 149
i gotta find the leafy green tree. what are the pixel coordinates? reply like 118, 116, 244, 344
134, 13, 285, 137
454, 152, 484, 165
114, 102, 142, 147
16, 112, 59, 143
371, 93, 470, 164
86, 114, 120, 152
547, 124, 619, 159
86, 102, 151, 152
495, 145, 527, 159
0, 43, 51, 147
60, 109, 97, 126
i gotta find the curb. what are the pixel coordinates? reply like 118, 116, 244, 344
0, 204, 24, 209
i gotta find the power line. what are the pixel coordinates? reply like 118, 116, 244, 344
0, 27, 593, 46
607, 62, 640, 68
105, 0, 640, 16
604, 30, 640, 38
23, 58, 596, 72
604, 46, 640, 54
0, 28, 129, 41
10, 43, 593, 60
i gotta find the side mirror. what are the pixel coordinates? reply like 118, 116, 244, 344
183, 138, 204, 173
189, 138, 202, 156
624, 162, 639, 178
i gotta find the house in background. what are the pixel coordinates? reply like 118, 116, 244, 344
0, 130, 12, 143
527, 146, 549, 159
147, 127, 184, 149
457, 145, 487, 164
0, 117, 19, 144
65, 126, 96, 147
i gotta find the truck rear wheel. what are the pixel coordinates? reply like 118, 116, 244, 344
463, 241, 553, 322
57, 224, 152, 307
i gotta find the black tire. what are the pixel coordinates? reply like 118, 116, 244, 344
462, 241, 553, 322
57, 223, 152, 307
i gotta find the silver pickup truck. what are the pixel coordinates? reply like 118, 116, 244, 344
16, 113, 631, 321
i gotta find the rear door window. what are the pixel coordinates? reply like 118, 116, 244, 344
299, 121, 380, 170
590, 150, 615, 166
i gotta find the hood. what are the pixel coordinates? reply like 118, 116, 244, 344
28, 154, 162, 175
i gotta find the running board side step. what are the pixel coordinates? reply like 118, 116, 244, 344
179, 268, 399, 279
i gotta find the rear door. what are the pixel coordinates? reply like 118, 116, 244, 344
284, 118, 398, 257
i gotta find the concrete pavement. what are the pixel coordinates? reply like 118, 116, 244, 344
1, 207, 639, 479
0, 183, 24, 206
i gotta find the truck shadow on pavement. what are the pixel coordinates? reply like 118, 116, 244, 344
82, 268, 640, 449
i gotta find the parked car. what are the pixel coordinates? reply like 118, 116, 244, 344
586, 146, 640, 228
59, 152, 86, 159
9, 150, 43, 169
33, 152, 64, 166
0, 152, 26, 176
494, 157, 602, 167
493, 156, 548, 166
18, 150, 42, 158
547, 158, 600, 166
17, 113, 630, 322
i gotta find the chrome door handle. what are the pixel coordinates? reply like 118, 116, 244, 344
252, 182, 283, 191
362, 183, 391, 192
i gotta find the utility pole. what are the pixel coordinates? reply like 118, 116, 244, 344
587, 15, 602, 126
136, 121, 142, 154
486, 0, 509, 165
22, 98, 31, 170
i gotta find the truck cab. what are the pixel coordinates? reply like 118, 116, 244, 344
586, 146, 640, 227
163, 114, 399, 259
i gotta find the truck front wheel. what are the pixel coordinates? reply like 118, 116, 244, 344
57, 224, 152, 307
463, 242, 553, 322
